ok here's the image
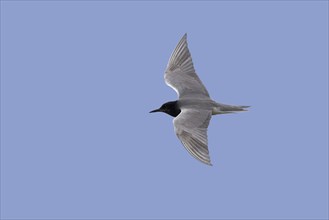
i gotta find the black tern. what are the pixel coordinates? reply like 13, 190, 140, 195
150, 34, 249, 166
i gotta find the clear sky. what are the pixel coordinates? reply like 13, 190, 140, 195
1, 1, 328, 219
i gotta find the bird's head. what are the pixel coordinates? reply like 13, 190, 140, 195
149, 101, 181, 117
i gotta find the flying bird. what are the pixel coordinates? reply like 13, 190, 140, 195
150, 34, 249, 166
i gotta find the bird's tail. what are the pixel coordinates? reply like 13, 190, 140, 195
212, 103, 250, 115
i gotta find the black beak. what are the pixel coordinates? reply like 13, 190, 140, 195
149, 108, 162, 113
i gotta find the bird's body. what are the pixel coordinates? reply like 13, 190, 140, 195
179, 99, 247, 115
150, 34, 249, 166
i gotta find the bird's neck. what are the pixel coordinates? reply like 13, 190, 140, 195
166, 101, 181, 117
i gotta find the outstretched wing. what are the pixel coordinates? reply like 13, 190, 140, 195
173, 109, 212, 165
164, 34, 210, 99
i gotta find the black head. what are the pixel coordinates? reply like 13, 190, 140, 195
149, 101, 181, 117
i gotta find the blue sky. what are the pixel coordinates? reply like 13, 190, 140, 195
1, 1, 328, 219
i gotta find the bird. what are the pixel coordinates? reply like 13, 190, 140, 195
150, 34, 249, 166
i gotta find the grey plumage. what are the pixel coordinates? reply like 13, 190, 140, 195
151, 34, 249, 166
165, 34, 210, 99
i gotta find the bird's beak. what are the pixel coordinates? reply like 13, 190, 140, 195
149, 108, 162, 113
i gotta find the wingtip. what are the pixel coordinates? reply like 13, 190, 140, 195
180, 33, 187, 41
196, 159, 212, 166
201, 159, 213, 166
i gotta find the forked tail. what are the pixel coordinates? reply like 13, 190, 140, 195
212, 103, 250, 115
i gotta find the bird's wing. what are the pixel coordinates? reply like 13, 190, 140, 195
164, 34, 210, 99
173, 109, 212, 165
